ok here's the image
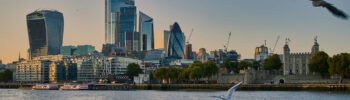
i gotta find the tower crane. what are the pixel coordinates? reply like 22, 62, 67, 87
270, 35, 280, 54
224, 32, 232, 52
186, 28, 194, 44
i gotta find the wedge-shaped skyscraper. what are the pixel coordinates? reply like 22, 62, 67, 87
27, 10, 64, 59
139, 11, 154, 51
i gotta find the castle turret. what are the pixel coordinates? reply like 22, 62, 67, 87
311, 36, 319, 55
283, 38, 291, 75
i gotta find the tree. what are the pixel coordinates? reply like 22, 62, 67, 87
203, 61, 219, 81
189, 66, 204, 82
308, 51, 329, 77
238, 61, 252, 70
166, 67, 182, 83
221, 61, 239, 73
126, 63, 143, 80
251, 61, 260, 70
179, 67, 191, 81
153, 67, 184, 84
263, 54, 282, 70
328, 53, 350, 84
153, 68, 167, 83
0, 69, 13, 82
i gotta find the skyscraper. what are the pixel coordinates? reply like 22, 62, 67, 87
125, 32, 140, 51
164, 30, 171, 56
139, 12, 154, 51
105, 0, 136, 46
166, 22, 185, 59
118, 6, 137, 47
27, 10, 64, 59
185, 44, 193, 59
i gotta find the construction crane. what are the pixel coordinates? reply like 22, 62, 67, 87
186, 28, 194, 44
270, 35, 280, 54
224, 32, 232, 52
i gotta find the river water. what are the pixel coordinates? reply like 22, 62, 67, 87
0, 89, 349, 100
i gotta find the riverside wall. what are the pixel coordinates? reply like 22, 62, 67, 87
217, 69, 350, 84
2, 83, 350, 91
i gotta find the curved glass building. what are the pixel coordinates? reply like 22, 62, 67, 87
166, 22, 185, 59
139, 11, 154, 51
27, 10, 64, 59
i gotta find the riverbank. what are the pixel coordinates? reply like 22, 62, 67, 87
135, 84, 350, 91
1, 83, 349, 91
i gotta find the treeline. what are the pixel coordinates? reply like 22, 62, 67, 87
221, 60, 260, 73
0, 69, 12, 82
308, 52, 350, 83
153, 61, 219, 84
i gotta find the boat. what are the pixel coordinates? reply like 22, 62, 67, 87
32, 84, 59, 90
59, 83, 90, 90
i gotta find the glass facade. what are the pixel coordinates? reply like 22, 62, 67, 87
60, 46, 76, 55
118, 6, 137, 47
166, 22, 185, 59
139, 12, 154, 51
27, 10, 64, 59
125, 32, 140, 51
164, 30, 171, 56
105, 0, 136, 45
60, 45, 95, 56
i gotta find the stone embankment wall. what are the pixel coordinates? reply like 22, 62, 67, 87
217, 69, 350, 84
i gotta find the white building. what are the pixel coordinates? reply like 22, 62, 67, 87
134, 74, 150, 84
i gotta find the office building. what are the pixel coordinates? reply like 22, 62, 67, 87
110, 56, 143, 75
185, 44, 193, 59
105, 0, 136, 46
164, 30, 171, 56
125, 32, 140, 51
255, 44, 269, 62
144, 49, 165, 68
197, 48, 209, 62
139, 12, 154, 51
49, 61, 66, 83
27, 10, 64, 59
165, 22, 185, 59
16, 60, 51, 83
77, 55, 111, 82
61, 45, 95, 56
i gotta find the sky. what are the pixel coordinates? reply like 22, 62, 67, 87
0, 0, 350, 64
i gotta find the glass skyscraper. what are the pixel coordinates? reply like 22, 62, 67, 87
118, 6, 137, 47
139, 12, 154, 51
166, 22, 185, 59
125, 32, 140, 51
105, 0, 136, 47
27, 10, 64, 59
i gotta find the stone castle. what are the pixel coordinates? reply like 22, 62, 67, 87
283, 37, 319, 75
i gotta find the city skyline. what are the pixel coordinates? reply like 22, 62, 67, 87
1, 0, 350, 64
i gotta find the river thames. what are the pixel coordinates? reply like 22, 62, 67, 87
0, 89, 350, 100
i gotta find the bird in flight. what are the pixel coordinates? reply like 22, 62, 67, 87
209, 82, 243, 100
311, 0, 348, 20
